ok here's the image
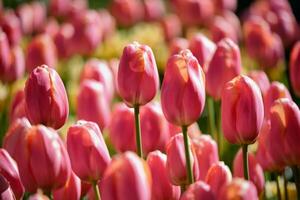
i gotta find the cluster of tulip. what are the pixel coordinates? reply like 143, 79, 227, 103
1, 0, 300, 199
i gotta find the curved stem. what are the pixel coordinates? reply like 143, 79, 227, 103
93, 182, 101, 200
276, 174, 282, 200
182, 125, 194, 184
242, 144, 249, 180
134, 105, 143, 158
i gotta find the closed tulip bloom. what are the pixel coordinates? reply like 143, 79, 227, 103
49, 0, 71, 17
31, 2, 46, 33
264, 82, 291, 119
9, 90, 26, 124
189, 34, 216, 71
161, 49, 206, 126
0, 30, 10, 79
118, 42, 159, 107
0, 174, 15, 200
146, 151, 180, 200
0, 10, 22, 46
25, 65, 69, 129
80, 59, 115, 102
233, 149, 265, 194
160, 14, 182, 42
218, 178, 258, 200
53, 171, 81, 200
98, 10, 116, 40
205, 162, 232, 197
26, 34, 57, 72
221, 75, 264, 144
0, 148, 24, 199
77, 80, 111, 131
67, 120, 111, 182
180, 181, 215, 200
206, 38, 242, 100
290, 41, 300, 97
17, 4, 34, 34
248, 70, 270, 97
166, 134, 199, 185
192, 135, 219, 180
100, 152, 152, 200
210, 16, 238, 44
143, 0, 165, 22
53, 23, 74, 59
169, 38, 189, 56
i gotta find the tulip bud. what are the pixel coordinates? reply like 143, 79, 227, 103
180, 181, 215, 200
118, 42, 159, 107
166, 134, 199, 185
16, 4, 34, 35
205, 162, 232, 197
143, 0, 165, 22
80, 59, 115, 102
0, 30, 10, 79
5, 124, 71, 193
100, 152, 152, 200
49, 0, 71, 18
31, 2, 46, 33
26, 34, 57, 72
77, 80, 110, 131
0, 10, 22, 46
233, 149, 265, 194
24, 65, 69, 129
0, 174, 15, 200
169, 38, 189, 56
53, 171, 81, 200
53, 23, 74, 59
210, 16, 238, 44
290, 41, 300, 97
218, 178, 258, 200
67, 120, 111, 182
221, 75, 264, 144
160, 14, 182, 42
146, 151, 180, 200
98, 10, 116, 40
206, 38, 242, 100
0, 148, 24, 199
189, 34, 216, 71
161, 49, 205, 126
192, 135, 219, 180
9, 90, 26, 124
248, 70, 270, 97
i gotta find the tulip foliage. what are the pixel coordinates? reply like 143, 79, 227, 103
0, 0, 300, 200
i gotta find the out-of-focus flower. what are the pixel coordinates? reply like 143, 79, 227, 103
98, 9, 116, 40
169, 37, 189, 56
210, 16, 238, 43
42, 18, 60, 38
49, 0, 71, 18
248, 70, 270, 98
213, 0, 237, 12
53, 23, 74, 59
31, 2, 46, 33
180, 181, 215, 200
290, 41, 300, 97
221, 75, 264, 144
0, 10, 22, 46
0, 30, 10, 78
143, 0, 165, 22
16, 4, 34, 35
161, 49, 205, 126
53, 171, 81, 200
9, 90, 26, 124
160, 14, 182, 42
24, 65, 69, 129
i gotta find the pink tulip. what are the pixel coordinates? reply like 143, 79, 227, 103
205, 162, 232, 197
218, 178, 258, 200
0, 174, 15, 200
53, 23, 74, 59
31, 2, 46, 33
5, 123, 71, 193
67, 120, 111, 182
168, 122, 202, 140
80, 59, 115, 102
100, 152, 152, 200
233, 149, 265, 195
221, 11, 241, 40
0, 30, 11, 79
221, 75, 264, 144
166, 134, 199, 185
210, 16, 238, 44
65, 0, 87, 20
9, 90, 26, 124
206, 38, 241, 100
118, 42, 159, 107
192, 135, 219, 180
16, 4, 34, 34
29, 192, 49, 200
180, 181, 215, 200
161, 49, 205, 126
98, 9, 116, 40
77, 80, 111, 131
189, 34, 216, 71
0, 10, 22, 46
26, 34, 57, 72
146, 151, 180, 200
53, 171, 81, 200
42, 18, 60, 38
213, 0, 237, 12
248, 70, 270, 97
264, 81, 291, 119
49, 0, 71, 18
160, 14, 182, 42
0, 148, 24, 199
290, 41, 300, 97
24, 65, 69, 129
143, 0, 165, 22
169, 37, 189, 56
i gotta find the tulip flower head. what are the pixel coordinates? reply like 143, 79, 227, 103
290, 41, 300, 97
180, 181, 215, 200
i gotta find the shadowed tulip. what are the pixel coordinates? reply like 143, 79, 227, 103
218, 178, 258, 200
9, 90, 26, 124
146, 151, 180, 200
180, 181, 215, 200
0, 148, 24, 199
24, 65, 69, 129
160, 14, 182, 42
161, 49, 206, 126
248, 70, 270, 97
210, 16, 238, 44
166, 134, 199, 186
169, 38, 189, 56
143, 0, 165, 22
67, 120, 111, 182
77, 80, 111, 131
53, 171, 81, 200
290, 41, 300, 97
192, 135, 219, 180
189, 34, 216, 71
233, 149, 265, 195
0, 10, 22, 46
100, 152, 152, 200
205, 162, 232, 197
80, 181, 91, 198
0, 174, 15, 200
221, 75, 264, 144
118, 42, 159, 107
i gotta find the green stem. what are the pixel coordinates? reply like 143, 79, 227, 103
283, 172, 289, 200
93, 182, 101, 200
207, 97, 218, 151
242, 144, 249, 180
292, 166, 300, 200
276, 174, 282, 200
182, 125, 194, 184
134, 105, 143, 158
